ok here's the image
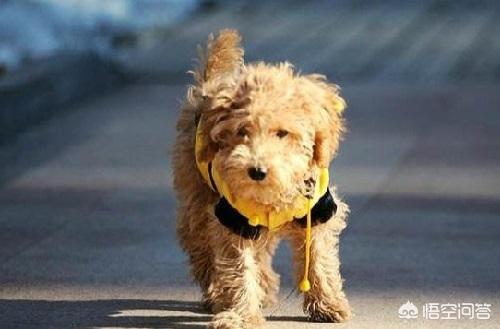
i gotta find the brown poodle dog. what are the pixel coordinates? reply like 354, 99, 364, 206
173, 29, 351, 328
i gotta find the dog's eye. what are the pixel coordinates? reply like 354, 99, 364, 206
237, 127, 249, 138
276, 129, 289, 138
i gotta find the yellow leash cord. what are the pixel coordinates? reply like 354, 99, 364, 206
299, 198, 312, 292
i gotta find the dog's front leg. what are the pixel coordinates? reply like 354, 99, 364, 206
207, 224, 265, 329
289, 201, 352, 323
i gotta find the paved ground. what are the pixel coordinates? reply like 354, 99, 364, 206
123, 0, 500, 84
1, 1, 500, 328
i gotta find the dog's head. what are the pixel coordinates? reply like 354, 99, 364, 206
194, 31, 345, 209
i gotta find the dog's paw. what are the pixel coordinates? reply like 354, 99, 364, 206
260, 271, 280, 309
261, 292, 278, 309
304, 297, 352, 323
208, 311, 264, 329
208, 311, 244, 329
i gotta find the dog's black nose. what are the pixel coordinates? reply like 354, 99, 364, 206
248, 167, 267, 181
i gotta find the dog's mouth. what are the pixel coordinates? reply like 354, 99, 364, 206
230, 181, 300, 209
220, 165, 307, 208
240, 177, 317, 208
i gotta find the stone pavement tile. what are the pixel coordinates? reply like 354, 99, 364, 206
418, 10, 493, 82
344, 208, 500, 290
122, 1, 500, 84
123, 1, 286, 80
376, 85, 500, 199
334, 84, 442, 209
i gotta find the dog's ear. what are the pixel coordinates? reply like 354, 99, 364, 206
304, 75, 346, 168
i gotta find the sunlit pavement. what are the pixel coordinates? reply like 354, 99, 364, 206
1, 1, 500, 328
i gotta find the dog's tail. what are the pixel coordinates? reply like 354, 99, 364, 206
193, 29, 244, 85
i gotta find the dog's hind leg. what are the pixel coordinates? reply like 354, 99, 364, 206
177, 204, 214, 308
288, 198, 352, 323
207, 223, 266, 329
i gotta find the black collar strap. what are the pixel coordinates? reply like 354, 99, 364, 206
294, 188, 337, 228
215, 197, 262, 239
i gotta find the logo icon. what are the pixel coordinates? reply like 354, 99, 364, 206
399, 301, 419, 319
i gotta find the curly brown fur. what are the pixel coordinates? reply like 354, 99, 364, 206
173, 29, 351, 328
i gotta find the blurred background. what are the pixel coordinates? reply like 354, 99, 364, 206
0, 1, 499, 328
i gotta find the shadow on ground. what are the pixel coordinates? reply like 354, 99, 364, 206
0, 299, 310, 328
0, 299, 209, 329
